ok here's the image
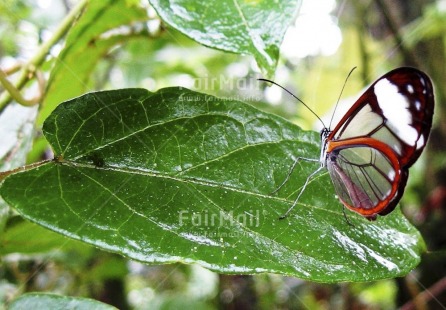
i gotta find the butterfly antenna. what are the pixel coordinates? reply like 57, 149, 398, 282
258, 79, 326, 128
329, 67, 357, 129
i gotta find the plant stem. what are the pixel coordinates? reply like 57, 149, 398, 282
0, 69, 36, 106
0, 0, 89, 111
0, 159, 52, 182
373, 0, 420, 67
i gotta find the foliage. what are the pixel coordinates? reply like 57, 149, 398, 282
0, 0, 445, 309
1, 87, 424, 283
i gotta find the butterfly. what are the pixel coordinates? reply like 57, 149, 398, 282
261, 67, 434, 220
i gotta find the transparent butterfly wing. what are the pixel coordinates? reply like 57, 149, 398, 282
326, 144, 407, 219
325, 67, 434, 219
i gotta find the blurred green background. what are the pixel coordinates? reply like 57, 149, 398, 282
0, 0, 445, 309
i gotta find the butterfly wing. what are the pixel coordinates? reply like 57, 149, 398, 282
326, 141, 406, 220
326, 67, 434, 219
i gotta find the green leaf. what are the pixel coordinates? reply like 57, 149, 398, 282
39, 0, 148, 124
9, 293, 117, 310
149, 0, 301, 77
0, 88, 425, 282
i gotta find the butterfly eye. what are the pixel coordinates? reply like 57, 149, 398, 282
320, 128, 330, 139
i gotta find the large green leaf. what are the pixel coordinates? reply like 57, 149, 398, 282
0, 88, 425, 282
149, 0, 300, 77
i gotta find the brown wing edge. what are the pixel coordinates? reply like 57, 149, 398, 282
385, 67, 435, 167
377, 169, 408, 217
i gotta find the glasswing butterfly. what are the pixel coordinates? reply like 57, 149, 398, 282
261, 67, 434, 220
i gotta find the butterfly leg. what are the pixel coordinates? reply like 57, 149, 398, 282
342, 205, 355, 227
279, 165, 324, 219
271, 157, 319, 195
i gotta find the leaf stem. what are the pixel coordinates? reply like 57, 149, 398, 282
0, 0, 89, 111
0, 160, 52, 182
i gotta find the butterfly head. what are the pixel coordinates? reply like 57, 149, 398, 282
319, 128, 332, 166
320, 127, 332, 144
